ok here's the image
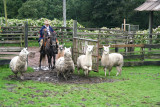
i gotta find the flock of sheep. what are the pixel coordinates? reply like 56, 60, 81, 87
9, 44, 124, 80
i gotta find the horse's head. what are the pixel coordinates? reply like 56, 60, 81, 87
51, 31, 57, 37
50, 36, 58, 54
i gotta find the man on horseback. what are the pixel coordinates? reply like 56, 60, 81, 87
38, 20, 58, 48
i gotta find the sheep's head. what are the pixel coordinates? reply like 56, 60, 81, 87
86, 45, 94, 53
64, 47, 71, 57
103, 45, 110, 55
58, 43, 65, 52
19, 48, 30, 56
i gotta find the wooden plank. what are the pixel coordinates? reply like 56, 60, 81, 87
0, 33, 23, 35
99, 44, 144, 48
124, 61, 160, 66
73, 37, 98, 42
144, 54, 160, 59
78, 28, 126, 32
0, 41, 23, 44
0, 47, 22, 52
0, 59, 11, 65
77, 33, 125, 36
124, 55, 144, 59
145, 44, 160, 48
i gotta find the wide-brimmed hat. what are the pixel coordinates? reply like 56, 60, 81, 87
44, 20, 50, 24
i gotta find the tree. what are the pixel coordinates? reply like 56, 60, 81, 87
18, 0, 47, 19
7, 0, 23, 18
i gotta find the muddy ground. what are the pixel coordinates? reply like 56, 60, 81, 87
8, 68, 121, 84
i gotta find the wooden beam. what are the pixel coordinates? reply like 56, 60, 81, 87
149, 11, 153, 50
99, 44, 144, 48
0, 59, 10, 65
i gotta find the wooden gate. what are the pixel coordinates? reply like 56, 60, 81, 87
73, 37, 99, 72
0, 22, 28, 65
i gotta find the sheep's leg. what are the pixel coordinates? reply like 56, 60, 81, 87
83, 66, 88, 76
20, 72, 24, 80
116, 66, 122, 76
86, 69, 90, 76
63, 73, 67, 80
15, 72, 18, 78
84, 70, 87, 76
88, 66, 92, 71
77, 67, 80, 74
104, 67, 107, 76
108, 67, 112, 76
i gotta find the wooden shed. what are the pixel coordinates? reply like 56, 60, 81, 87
135, 0, 160, 44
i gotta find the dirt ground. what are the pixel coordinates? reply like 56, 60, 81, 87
8, 69, 121, 84
6, 47, 121, 84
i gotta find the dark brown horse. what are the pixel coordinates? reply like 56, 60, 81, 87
39, 30, 58, 69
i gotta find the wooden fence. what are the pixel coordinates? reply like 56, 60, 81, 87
0, 21, 160, 68
72, 21, 160, 72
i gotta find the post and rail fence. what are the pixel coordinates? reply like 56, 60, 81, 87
0, 21, 160, 69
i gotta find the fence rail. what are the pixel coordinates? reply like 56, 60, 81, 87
0, 22, 160, 68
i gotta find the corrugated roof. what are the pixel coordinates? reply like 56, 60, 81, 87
135, 0, 160, 11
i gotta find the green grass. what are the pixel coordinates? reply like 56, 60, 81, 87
0, 65, 160, 107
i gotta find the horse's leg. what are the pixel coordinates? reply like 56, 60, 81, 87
50, 55, 53, 69
39, 53, 43, 69
52, 54, 56, 69
47, 54, 51, 69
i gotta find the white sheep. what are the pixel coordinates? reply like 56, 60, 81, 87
101, 45, 123, 76
77, 45, 94, 76
55, 47, 75, 80
9, 48, 30, 80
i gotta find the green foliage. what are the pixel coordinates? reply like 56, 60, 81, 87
0, 65, 160, 106
0, 17, 84, 28
2, 0, 160, 29
18, 0, 47, 19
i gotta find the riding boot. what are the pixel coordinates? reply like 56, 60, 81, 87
39, 39, 43, 52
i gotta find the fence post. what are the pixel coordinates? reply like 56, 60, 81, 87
24, 21, 28, 65
72, 20, 77, 63
24, 21, 28, 48
73, 20, 77, 37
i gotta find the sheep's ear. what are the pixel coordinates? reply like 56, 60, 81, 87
103, 45, 105, 48
25, 47, 27, 50
108, 45, 110, 48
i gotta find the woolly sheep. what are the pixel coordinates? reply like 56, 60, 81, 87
77, 45, 94, 76
101, 45, 123, 76
9, 48, 30, 80
56, 44, 65, 60
55, 47, 75, 80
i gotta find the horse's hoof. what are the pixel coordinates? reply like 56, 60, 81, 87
51, 66, 55, 69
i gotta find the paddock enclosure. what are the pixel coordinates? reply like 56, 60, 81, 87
0, 21, 160, 71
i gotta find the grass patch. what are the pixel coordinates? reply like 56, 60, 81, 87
0, 65, 160, 106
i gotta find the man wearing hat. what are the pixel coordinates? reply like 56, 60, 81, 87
38, 20, 54, 47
